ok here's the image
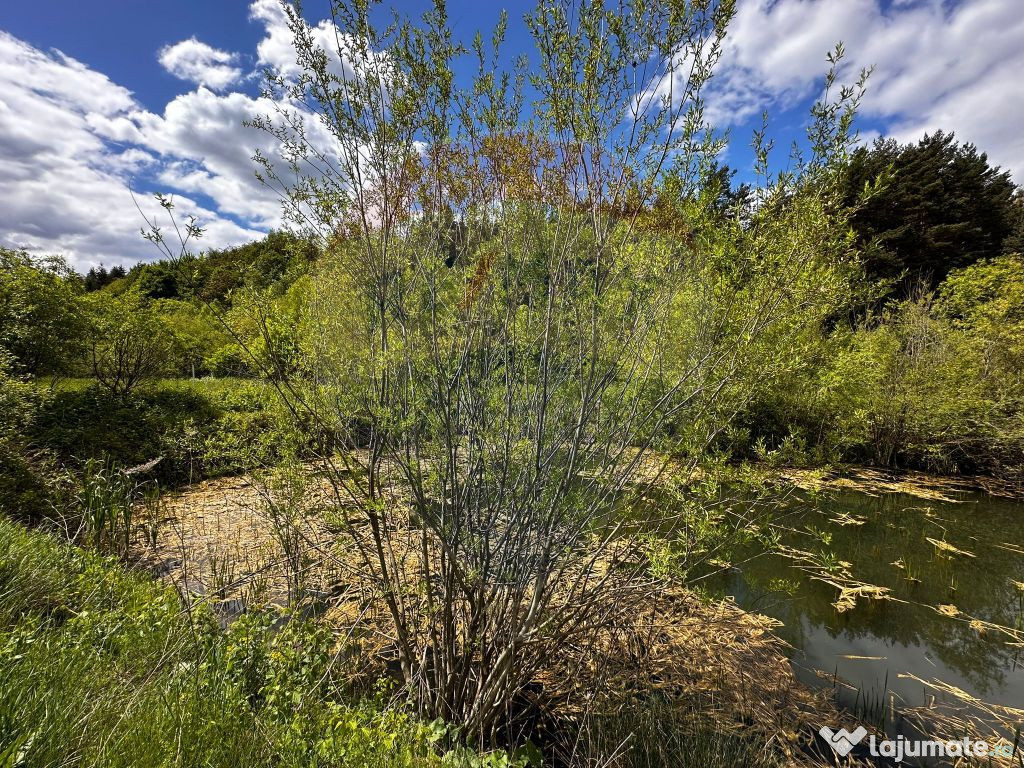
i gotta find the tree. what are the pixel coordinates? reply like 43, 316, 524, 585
84, 266, 108, 292
842, 132, 1017, 293
88, 291, 173, 396
1004, 190, 1024, 256
148, 0, 865, 746
159, 300, 233, 378
84, 264, 127, 292
0, 249, 87, 375
135, 262, 180, 300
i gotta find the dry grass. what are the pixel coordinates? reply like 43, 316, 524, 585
130, 468, 858, 767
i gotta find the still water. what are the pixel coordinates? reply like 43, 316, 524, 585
700, 486, 1024, 719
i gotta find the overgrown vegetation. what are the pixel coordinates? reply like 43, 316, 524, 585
2, 0, 1024, 765
0, 516, 449, 768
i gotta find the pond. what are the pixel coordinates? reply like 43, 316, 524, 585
698, 483, 1024, 729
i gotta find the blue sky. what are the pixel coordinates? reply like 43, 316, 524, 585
1, 0, 1022, 270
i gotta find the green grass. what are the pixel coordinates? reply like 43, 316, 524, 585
0, 515, 442, 768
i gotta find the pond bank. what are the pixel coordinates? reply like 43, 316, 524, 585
134, 472, 856, 767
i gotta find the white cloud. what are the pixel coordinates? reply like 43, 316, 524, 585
0, 31, 267, 270
0, 5, 360, 272
136, 87, 286, 227
3, 0, 1022, 272
249, 0, 398, 90
250, 0, 303, 78
707, 0, 1024, 181
158, 37, 243, 91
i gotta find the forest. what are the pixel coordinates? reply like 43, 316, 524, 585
2, 1, 1024, 766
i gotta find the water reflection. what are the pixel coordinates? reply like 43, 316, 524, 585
699, 488, 1024, 711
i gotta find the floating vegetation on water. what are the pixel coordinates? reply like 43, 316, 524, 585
931, 603, 1024, 644
890, 558, 922, 583
839, 654, 887, 661
777, 467, 970, 502
774, 544, 895, 612
766, 578, 800, 596
803, 524, 832, 545
833, 583, 893, 613
828, 512, 866, 526
925, 536, 977, 558
899, 673, 1024, 768
995, 541, 1024, 556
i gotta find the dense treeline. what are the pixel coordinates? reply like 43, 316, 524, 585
843, 131, 1021, 294
2, 132, 1023, 501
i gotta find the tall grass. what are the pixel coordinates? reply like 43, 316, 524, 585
77, 458, 135, 554
0, 516, 437, 767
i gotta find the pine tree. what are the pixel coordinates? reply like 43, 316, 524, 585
843, 132, 1017, 293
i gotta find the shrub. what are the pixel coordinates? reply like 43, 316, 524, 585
87, 291, 174, 396
0, 249, 87, 376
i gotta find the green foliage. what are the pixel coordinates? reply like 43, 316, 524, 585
134, 260, 180, 299
0, 516, 445, 768
30, 378, 299, 488
77, 458, 137, 555
87, 290, 175, 396
0, 249, 87, 375
157, 299, 235, 378
842, 131, 1018, 292
938, 252, 1024, 371
743, 255, 1024, 476
0, 351, 56, 518
116, 230, 318, 304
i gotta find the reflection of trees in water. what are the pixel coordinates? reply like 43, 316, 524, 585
711, 489, 1024, 697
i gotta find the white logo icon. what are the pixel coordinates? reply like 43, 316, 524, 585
820, 726, 868, 757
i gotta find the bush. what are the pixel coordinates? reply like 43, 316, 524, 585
0, 249, 87, 376
207, 343, 255, 378
0, 351, 66, 520
88, 292, 176, 397
30, 379, 297, 488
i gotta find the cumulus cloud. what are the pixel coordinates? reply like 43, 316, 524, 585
0, 31, 268, 270
249, 0, 397, 88
706, 0, 1024, 180
158, 37, 243, 91
249, 0, 303, 78
0, 2, 362, 272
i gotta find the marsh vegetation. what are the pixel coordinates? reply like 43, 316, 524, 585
2, 0, 1024, 765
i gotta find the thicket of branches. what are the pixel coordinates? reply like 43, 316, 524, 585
137, 0, 868, 745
